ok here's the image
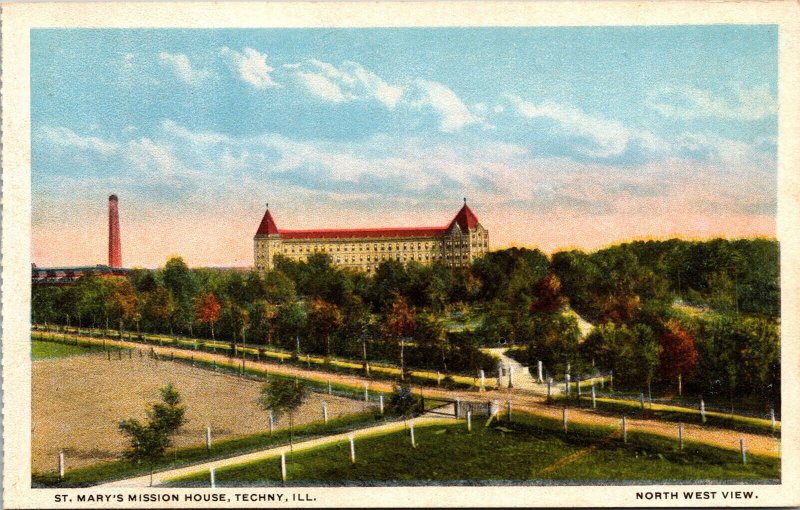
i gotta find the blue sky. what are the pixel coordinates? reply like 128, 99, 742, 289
31, 26, 778, 267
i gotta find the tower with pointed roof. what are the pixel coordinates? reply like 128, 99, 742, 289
253, 200, 488, 272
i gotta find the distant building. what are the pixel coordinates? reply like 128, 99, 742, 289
31, 264, 129, 286
254, 201, 489, 273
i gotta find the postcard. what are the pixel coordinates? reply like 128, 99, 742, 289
2, 1, 800, 508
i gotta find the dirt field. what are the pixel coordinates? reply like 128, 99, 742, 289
32, 353, 371, 473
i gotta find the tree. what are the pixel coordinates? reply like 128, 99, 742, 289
383, 294, 417, 380
118, 384, 186, 486
141, 285, 175, 334
529, 273, 567, 314
110, 277, 139, 337
307, 298, 343, 361
657, 319, 699, 389
162, 257, 197, 334
276, 300, 307, 355
195, 292, 221, 340
258, 379, 309, 451
386, 384, 421, 419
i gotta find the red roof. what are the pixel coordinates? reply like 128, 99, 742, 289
255, 209, 280, 236
255, 203, 480, 239
277, 227, 448, 240
449, 203, 480, 230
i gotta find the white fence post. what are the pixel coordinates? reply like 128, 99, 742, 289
467, 410, 472, 431
210, 467, 216, 488
327, 379, 332, 395
410, 421, 416, 448
591, 385, 596, 409
322, 401, 328, 424
379, 393, 384, 415
281, 451, 287, 481
206, 424, 212, 451
700, 399, 706, 423
622, 415, 627, 443
59, 449, 64, 480
269, 411, 274, 435
364, 382, 369, 402
479, 370, 485, 392
507, 364, 513, 389
562, 407, 568, 432
771, 408, 776, 432
537, 360, 543, 383
740, 438, 747, 464
565, 374, 571, 396
349, 435, 356, 463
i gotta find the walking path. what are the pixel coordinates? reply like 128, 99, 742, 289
483, 347, 555, 394
43, 332, 780, 460
101, 414, 455, 487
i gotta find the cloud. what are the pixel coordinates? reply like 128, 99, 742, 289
288, 59, 403, 108
648, 84, 777, 121
506, 94, 669, 159
409, 79, 483, 133
219, 47, 280, 89
39, 126, 120, 155
158, 52, 211, 86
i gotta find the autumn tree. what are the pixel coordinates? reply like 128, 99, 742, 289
110, 277, 139, 337
657, 319, 699, 392
194, 292, 221, 341
383, 293, 417, 380
307, 298, 343, 362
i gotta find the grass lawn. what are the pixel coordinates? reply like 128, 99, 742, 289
31, 339, 118, 360
169, 412, 778, 486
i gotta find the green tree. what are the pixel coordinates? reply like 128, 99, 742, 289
307, 298, 343, 361
386, 384, 421, 419
118, 384, 186, 486
258, 379, 309, 451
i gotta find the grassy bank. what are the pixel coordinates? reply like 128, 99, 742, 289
169, 411, 778, 486
549, 395, 779, 437
32, 339, 124, 360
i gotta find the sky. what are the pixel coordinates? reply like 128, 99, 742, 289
31, 26, 778, 268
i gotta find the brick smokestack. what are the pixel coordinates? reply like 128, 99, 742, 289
108, 194, 122, 268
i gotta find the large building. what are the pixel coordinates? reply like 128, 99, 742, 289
254, 201, 489, 273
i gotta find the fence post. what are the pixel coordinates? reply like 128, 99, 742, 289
740, 438, 747, 464
454, 397, 461, 419
537, 360, 543, 383
622, 415, 627, 443
59, 449, 64, 480
700, 399, 706, 423
281, 451, 287, 481
269, 411, 274, 435
771, 408, 776, 432
322, 401, 328, 423
410, 421, 416, 448
364, 382, 369, 402
562, 407, 568, 432
210, 467, 215, 488
496, 369, 502, 388
379, 393, 384, 415
327, 379, 332, 395
591, 385, 596, 409
506, 400, 512, 423
678, 422, 683, 450
565, 374, 571, 396
206, 424, 212, 451
466, 409, 472, 431
479, 370, 485, 392
349, 435, 356, 463
507, 364, 513, 389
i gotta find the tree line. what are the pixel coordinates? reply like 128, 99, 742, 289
32, 237, 780, 404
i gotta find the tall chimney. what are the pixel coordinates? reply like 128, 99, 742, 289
108, 194, 122, 268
